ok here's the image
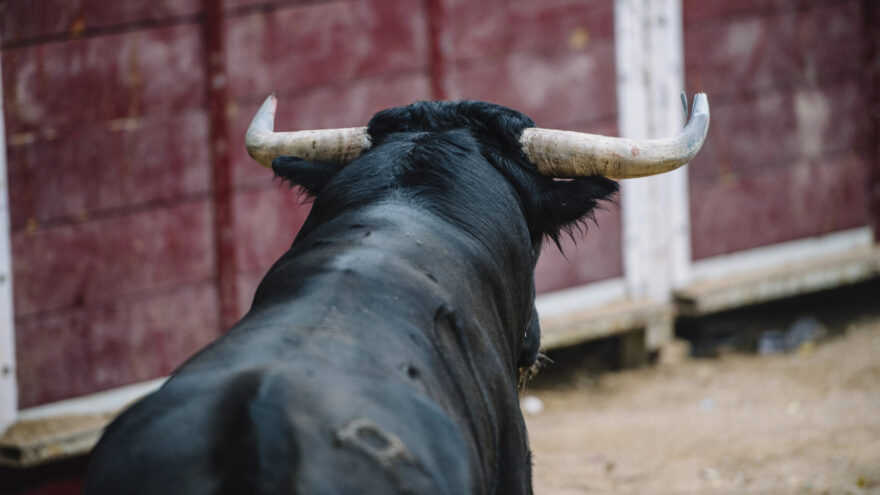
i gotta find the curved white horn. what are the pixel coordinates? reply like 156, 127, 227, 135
520, 93, 710, 179
245, 94, 371, 168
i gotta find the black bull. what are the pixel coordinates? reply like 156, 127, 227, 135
84, 101, 618, 494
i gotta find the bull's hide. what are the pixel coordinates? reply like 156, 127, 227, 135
83, 100, 619, 495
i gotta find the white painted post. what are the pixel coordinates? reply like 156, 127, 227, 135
0, 49, 17, 432
615, 0, 691, 305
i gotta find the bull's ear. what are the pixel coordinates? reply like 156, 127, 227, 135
272, 156, 340, 197
536, 176, 619, 247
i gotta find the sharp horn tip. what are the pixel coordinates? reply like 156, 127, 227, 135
692, 93, 709, 115
249, 93, 279, 135
262, 93, 278, 112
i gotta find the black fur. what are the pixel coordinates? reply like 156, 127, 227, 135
274, 100, 618, 246
85, 100, 618, 495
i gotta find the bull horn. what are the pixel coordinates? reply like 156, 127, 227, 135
520, 93, 710, 179
245, 94, 371, 167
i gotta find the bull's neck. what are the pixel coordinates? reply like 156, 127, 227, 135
253, 200, 534, 357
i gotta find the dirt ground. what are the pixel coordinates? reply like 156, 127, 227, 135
523, 319, 880, 495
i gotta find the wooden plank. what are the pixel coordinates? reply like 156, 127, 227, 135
223, 0, 429, 100
6, 111, 210, 229
444, 43, 616, 126
540, 298, 672, 351
0, 378, 165, 467
675, 245, 880, 316
536, 278, 627, 318
690, 153, 871, 260
691, 227, 873, 283
2, 24, 206, 135
228, 71, 431, 188
0, 0, 201, 45
11, 200, 213, 317
684, 1, 865, 98
14, 284, 219, 407
1, 414, 113, 467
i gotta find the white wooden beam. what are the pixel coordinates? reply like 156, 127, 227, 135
690, 227, 874, 283
678, 244, 880, 316
1, 378, 166, 466
0, 48, 18, 434
615, 0, 691, 302
535, 277, 627, 318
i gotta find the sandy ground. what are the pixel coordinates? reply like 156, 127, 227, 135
523, 319, 880, 495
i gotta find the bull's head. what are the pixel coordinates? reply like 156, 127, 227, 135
243, 95, 709, 377
245, 93, 709, 180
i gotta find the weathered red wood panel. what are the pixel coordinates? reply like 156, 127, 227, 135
15, 284, 220, 407
6, 111, 210, 229
685, 0, 872, 259
2, 24, 206, 135
688, 78, 869, 184
224, 0, 429, 100
11, 200, 213, 317
432, 0, 613, 64
691, 154, 870, 259
446, 47, 617, 127
2, 11, 218, 407
431, 0, 507, 64
0, 0, 201, 45
685, 1, 865, 99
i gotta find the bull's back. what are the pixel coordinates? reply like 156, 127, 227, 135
84, 363, 474, 495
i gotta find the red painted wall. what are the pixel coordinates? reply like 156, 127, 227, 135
2, 0, 619, 408
683, 0, 873, 259
2, 2, 221, 408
